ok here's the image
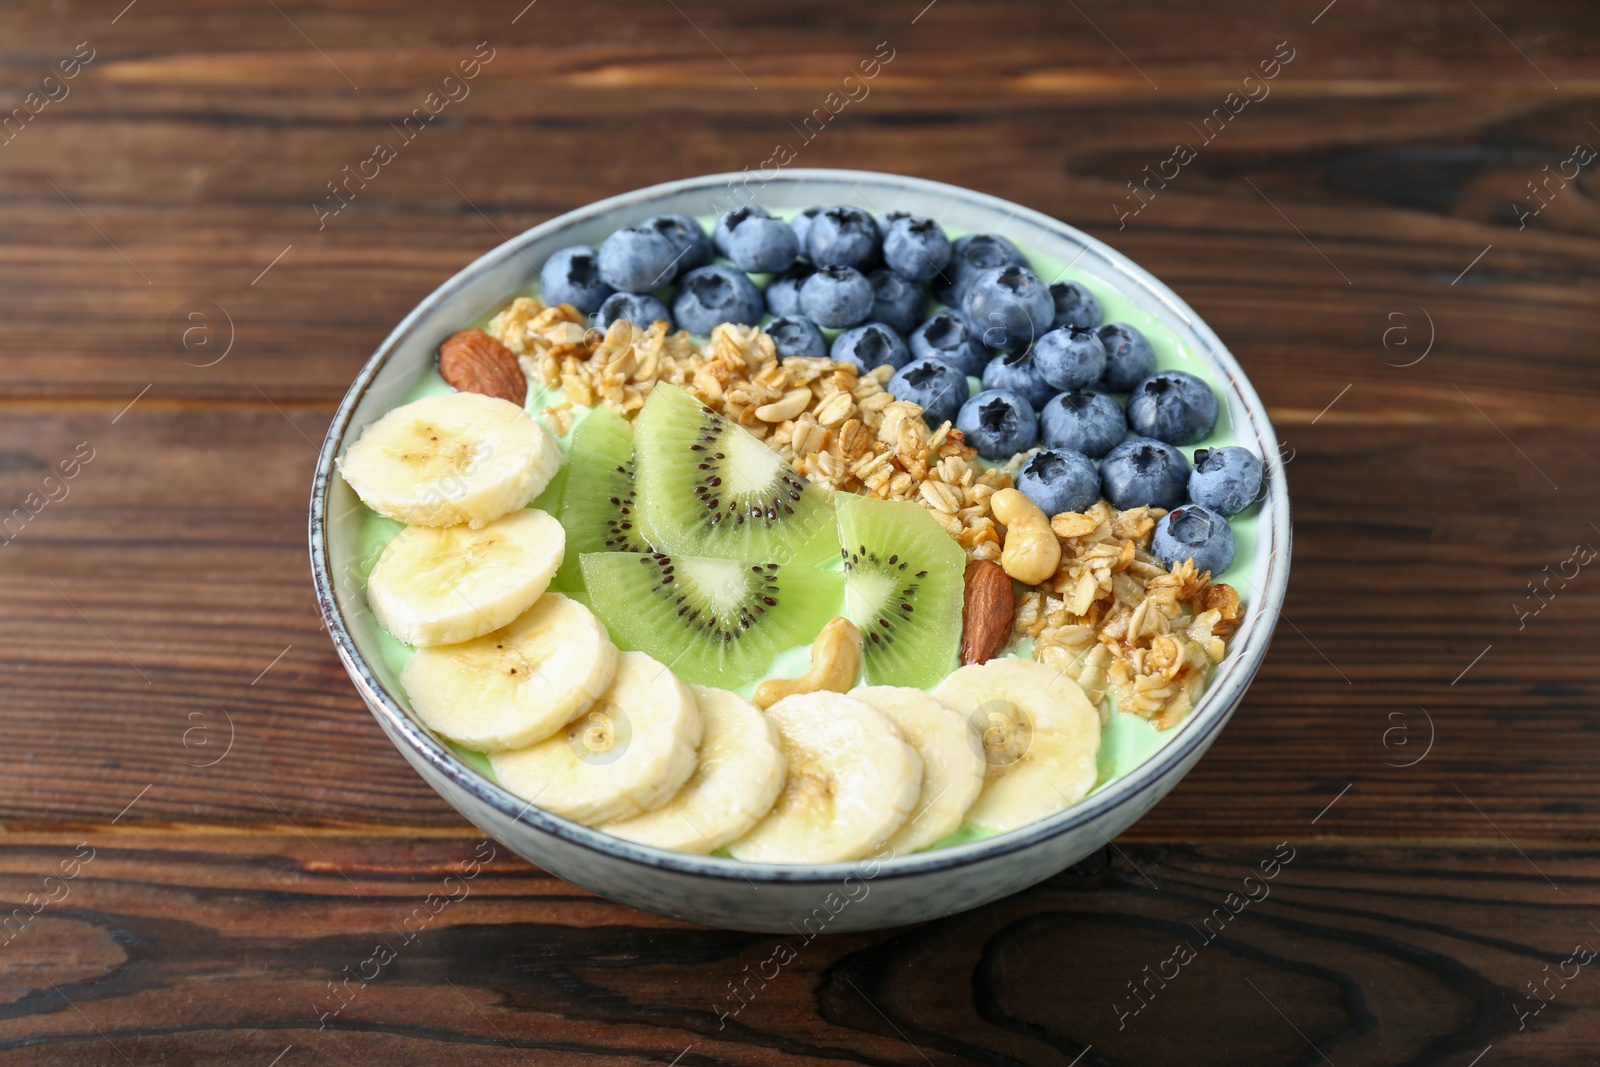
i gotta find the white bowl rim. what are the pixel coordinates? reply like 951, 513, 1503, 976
309, 168, 1290, 885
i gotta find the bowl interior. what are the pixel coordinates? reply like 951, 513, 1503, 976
312, 169, 1288, 882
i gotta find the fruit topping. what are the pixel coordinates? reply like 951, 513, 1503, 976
981, 346, 1056, 409
596, 291, 673, 331
836, 493, 964, 688
490, 650, 702, 825
538, 246, 613, 315
1126, 369, 1219, 445
882, 215, 953, 282
1048, 280, 1103, 331
721, 209, 800, 274
1039, 388, 1126, 459
888, 356, 968, 427
964, 265, 1055, 352
601, 685, 786, 853
868, 267, 927, 334
908, 308, 988, 376
1015, 447, 1100, 517
725, 691, 921, 863
830, 321, 910, 373
338, 392, 560, 528
1189, 446, 1263, 516
580, 551, 844, 689
799, 264, 873, 328
764, 314, 827, 359
632, 382, 838, 565
957, 389, 1038, 459
598, 225, 683, 293
401, 592, 620, 752
673, 264, 765, 334
933, 658, 1100, 835
368, 508, 564, 648
805, 204, 880, 270
1033, 325, 1108, 392
1100, 437, 1190, 510
1096, 322, 1157, 392
851, 685, 986, 853
1152, 503, 1237, 576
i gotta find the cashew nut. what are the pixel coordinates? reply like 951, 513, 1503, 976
992, 487, 1062, 585
753, 616, 861, 709
755, 387, 812, 423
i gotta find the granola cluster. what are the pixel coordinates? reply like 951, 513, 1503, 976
1014, 500, 1241, 729
485, 297, 1240, 728
486, 298, 1012, 559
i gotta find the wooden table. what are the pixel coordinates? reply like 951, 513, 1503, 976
2, 1, 1596, 1062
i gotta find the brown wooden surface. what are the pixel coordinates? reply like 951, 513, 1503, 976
2, 1, 1598, 1062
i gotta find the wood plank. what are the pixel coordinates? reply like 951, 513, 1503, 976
0, 86, 1594, 414
2, 0, 1596, 89
0, 409, 1594, 840
0, 835, 1592, 1064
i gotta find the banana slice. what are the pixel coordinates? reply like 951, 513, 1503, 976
338, 392, 562, 528
490, 652, 703, 826
933, 657, 1102, 835
851, 686, 985, 854
601, 686, 786, 853
368, 508, 565, 648
726, 692, 922, 864
401, 592, 618, 752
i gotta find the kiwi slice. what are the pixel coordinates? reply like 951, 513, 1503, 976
581, 551, 844, 688
552, 407, 649, 591
835, 493, 965, 687
633, 382, 838, 565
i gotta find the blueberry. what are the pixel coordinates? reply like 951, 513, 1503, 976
1033, 326, 1108, 391
765, 262, 816, 317
883, 215, 953, 282
889, 357, 968, 426
595, 291, 673, 331
1048, 281, 1102, 330
642, 214, 710, 273
956, 389, 1038, 460
799, 265, 873, 328
672, 264, 765, 334
714, 205, 772, 256
875, 210, 911, 237
1189, 446, 1262, 516
908, 309, 989, 376
868, 268, 927, 334
806, 205, 880, 269
964, 266, 1054, 352
1040, 389, 1127, 459
935, 232, 1027, 307
1152, 504, 1236, 576
765, 314, 828, 359
723, 212, 799, 274
1127, 370, 1219, 445
539, 245, 613, 314
791, 206, 824, 252
1100, 437, 1189, 510
598, 225, 683, 293
830, 322, 910, 373
981, 348, 1055, 409
1097, 323, 1156, 392
1015, 448, 1099, 516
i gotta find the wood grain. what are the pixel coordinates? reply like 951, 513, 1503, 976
0, 835, 1595, 1065
1, 0, 1598, 1061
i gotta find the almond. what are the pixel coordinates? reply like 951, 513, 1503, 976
960, 559, 1013, 666
438, 329, 528, 406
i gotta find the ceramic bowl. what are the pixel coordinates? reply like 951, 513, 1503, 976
310, 169, 1290, 933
